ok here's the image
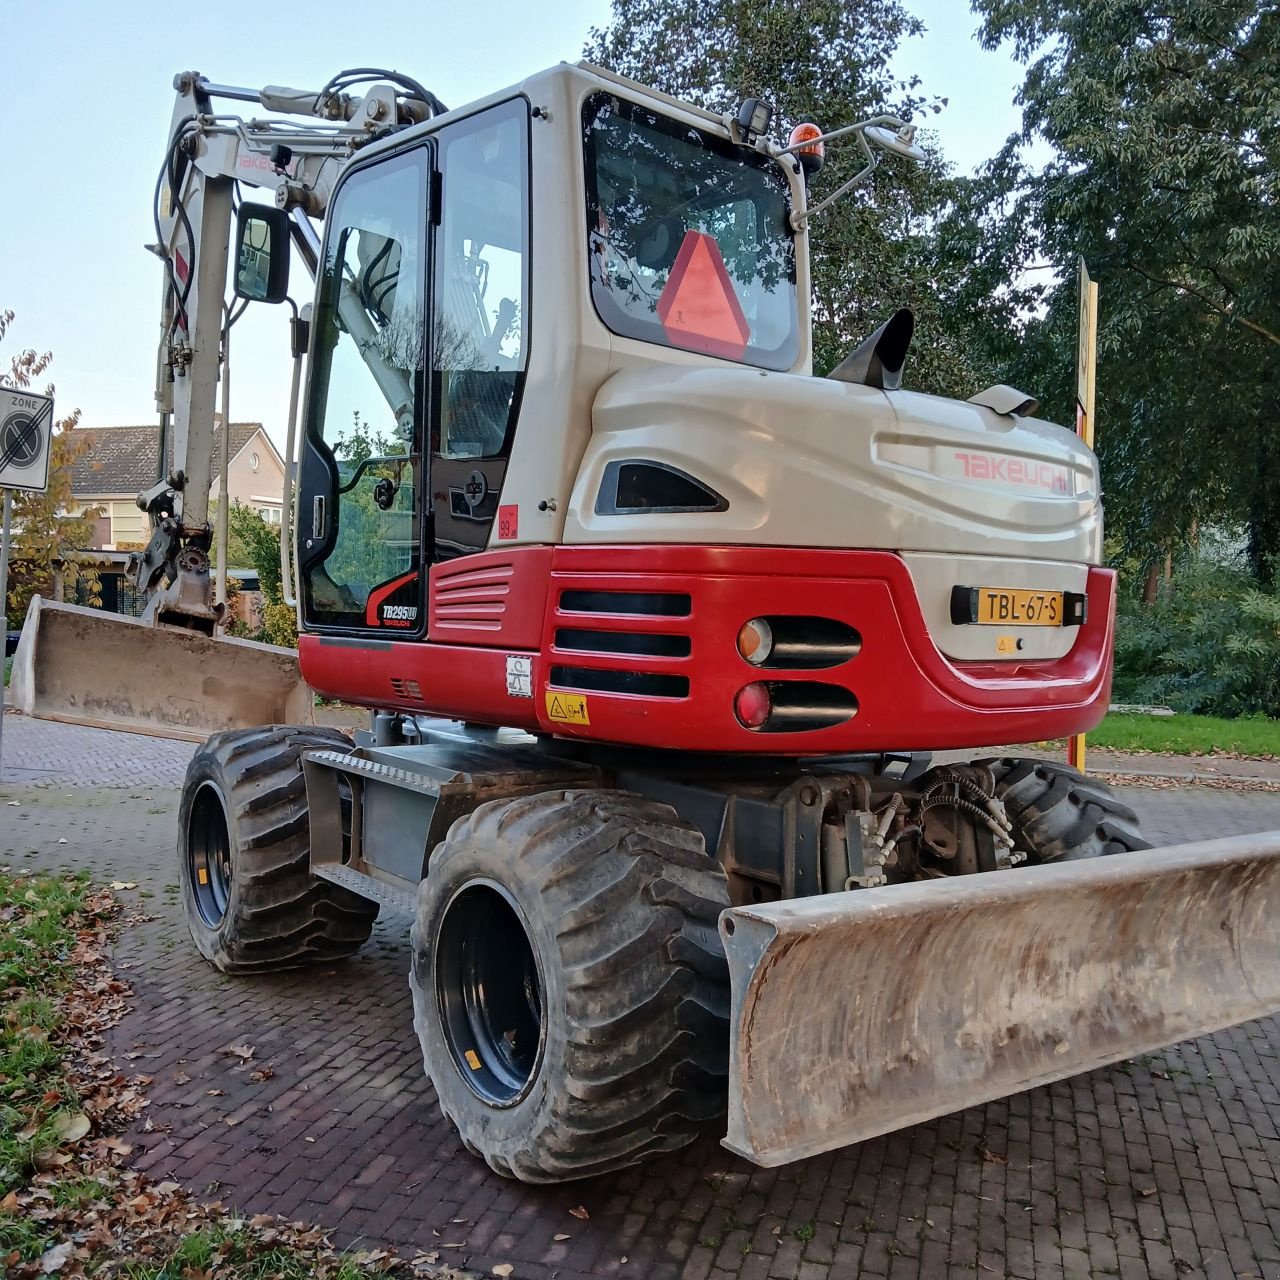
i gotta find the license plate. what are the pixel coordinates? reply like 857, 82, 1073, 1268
975, 587, 1065, 626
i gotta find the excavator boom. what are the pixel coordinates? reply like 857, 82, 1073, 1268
14, 71, 430, 739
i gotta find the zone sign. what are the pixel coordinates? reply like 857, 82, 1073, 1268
0, 388, 55, 493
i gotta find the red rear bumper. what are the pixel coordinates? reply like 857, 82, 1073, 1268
300, 545, 1115, 755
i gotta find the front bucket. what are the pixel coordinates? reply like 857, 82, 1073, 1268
721, 831, 1280, 1167
10, 595, 313, 742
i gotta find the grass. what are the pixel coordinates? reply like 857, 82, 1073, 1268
119, 1228, 378, 1279
0, 872, 400, 1278
0, 870, 90, 1197
1081, 712, 1280, 758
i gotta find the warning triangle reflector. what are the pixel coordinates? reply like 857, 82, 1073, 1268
657, 231, 751, 361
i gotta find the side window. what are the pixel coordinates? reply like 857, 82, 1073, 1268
433, 100, 529, 461
301, 150, 428, 631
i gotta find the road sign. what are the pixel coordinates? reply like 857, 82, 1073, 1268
0, 387, 55, 492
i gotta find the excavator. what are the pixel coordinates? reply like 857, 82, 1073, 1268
12, 62, 1280, 1181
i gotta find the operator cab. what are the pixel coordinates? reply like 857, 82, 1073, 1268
294, 65, 809, 642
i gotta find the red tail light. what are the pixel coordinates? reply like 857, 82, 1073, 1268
735, 682, 772, 730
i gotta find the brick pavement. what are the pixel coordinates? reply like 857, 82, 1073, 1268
0, 709, 196, 788
4, 723, 1280, 1279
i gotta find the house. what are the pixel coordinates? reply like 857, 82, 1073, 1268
69, 420, 286, 550
64, 420, 286, 621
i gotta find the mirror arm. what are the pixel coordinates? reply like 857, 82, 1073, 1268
790, 133, 879, 231
337, 452, 415, 495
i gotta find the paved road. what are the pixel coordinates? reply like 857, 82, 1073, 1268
4, 717, 1280, 1279
0, 709, 196, 787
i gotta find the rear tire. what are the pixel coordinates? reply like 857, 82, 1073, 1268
983, 757, 1150, 862
178, 725, 379, 974
410, 788, 730, 1183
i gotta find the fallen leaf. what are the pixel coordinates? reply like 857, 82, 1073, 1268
492, 1266, 514, 1277
109, 881, 138, 890
206, 1088, 225, 1097
174, 1072, 191, 1085
248, 1066, 275, 1082
40, 1240, 74, 1273
0, 1191, 18, 1212
54, 1112, 91, 1143
977, 1144, 1008, 1165
1140, 1187, 1157, 1197
570, 1205, 590, 1220
553, 1234, 570, 1242
621, 1257, 628, 1264
225, 1043, 255, 1060
57, 838, 68, 845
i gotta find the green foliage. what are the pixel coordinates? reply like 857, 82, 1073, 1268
227, 502, 283, 603
586, 0, 1033, 394
216, 502, 298, 648
0, 309, 101, 625
1112, 560, 1280, 718
323, 412, 416, 610
973, 1, 1280, 578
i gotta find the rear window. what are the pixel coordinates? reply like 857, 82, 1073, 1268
583, 93, 799, 371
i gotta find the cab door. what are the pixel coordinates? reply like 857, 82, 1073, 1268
298, 147, 431, 636
428, 98, 530, 561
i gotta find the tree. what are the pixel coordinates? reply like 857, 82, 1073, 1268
972, 0, 1280, 584
0, 309, 99, 625
585, 0, 1034, 395
218, 501, 298, 648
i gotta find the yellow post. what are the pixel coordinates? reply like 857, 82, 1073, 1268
1068, 258, 1099, 773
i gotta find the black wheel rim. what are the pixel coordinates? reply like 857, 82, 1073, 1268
187, 781, 234, 927
435, 880, 545, 1107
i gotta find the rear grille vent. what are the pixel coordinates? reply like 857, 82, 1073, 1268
550, 665, 689, 699
559, 589, 691, 617
555, 628, 691, 658
389, 677, 425, 702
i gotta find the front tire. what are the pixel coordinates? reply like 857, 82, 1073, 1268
410, 789, 731, 1183
983, 757, 1150, 862
178, 725, 379, 974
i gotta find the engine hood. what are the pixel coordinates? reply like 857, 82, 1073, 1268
564, 364, 1102, 565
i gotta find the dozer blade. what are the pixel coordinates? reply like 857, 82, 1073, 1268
10, 595, 313, 742
720, 831, 1280, 1167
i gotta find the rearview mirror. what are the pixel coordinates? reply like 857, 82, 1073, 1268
234, 203, 291, 304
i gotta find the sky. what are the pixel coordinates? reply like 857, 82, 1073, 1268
0, 0, 1034, 454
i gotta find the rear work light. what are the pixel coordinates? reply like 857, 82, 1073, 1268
737, 618, 774, 666
735, 682, 772, 730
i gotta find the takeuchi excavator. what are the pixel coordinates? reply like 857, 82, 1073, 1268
13, 62, 1280, 1180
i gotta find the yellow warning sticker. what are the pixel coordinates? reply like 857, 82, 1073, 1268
464, 1049, 482, 1071
996, 635, 1018, 654
198, 867, 209, 885
545, 691, 591, 726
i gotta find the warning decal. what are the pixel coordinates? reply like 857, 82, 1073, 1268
545, 691, 590, 727
656, 230, 751, 361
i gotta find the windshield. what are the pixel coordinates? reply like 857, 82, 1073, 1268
583, 93, 799, 371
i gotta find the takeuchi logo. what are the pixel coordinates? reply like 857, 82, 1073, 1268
954, 451, 1072, 494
